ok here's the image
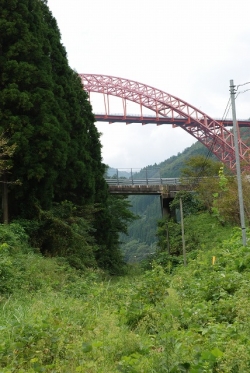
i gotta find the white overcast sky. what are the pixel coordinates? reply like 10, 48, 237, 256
47, 0, 250, 170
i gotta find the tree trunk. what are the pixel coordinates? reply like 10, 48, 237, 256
2, 173, 8, 224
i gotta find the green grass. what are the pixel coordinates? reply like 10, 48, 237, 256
0, 276, 154, 372
1, 218, 250, 372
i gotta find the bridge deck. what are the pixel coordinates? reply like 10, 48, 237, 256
109, 185, 166, 195
106, 179, 184, 198
105, 177, 180, 186
96, 115, 250, 127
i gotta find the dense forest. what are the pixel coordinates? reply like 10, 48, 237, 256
1, 182, 250, 371
121, 129, 250, 263
120, 141, 213, 262
1, 1, 250, 371
0, 0, 136, 274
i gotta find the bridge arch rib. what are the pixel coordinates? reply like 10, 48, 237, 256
79, 74, 250, 172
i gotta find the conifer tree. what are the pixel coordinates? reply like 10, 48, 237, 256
0, 0, 104, 216
0, 0, 134, 272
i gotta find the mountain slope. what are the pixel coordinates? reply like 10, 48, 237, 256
120, 140, 217, 261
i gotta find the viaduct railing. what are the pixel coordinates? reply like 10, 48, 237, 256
105, 168, 181, 187
105, 177, 180, 186
105, 169, 194, 214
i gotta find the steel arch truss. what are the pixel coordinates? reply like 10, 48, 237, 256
79, 73, 250, 172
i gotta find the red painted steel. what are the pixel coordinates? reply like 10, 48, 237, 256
94, 114, 250, 127
79, 74, 250, 172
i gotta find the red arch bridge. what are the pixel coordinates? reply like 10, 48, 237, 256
79, 74, 250, 173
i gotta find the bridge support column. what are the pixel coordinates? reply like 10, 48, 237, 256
160, 194, 173, 217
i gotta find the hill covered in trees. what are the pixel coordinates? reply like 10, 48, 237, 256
121, 127, 250, 262
0, 0, 136, 274
120, 140, 211, 261
1, 4, 250, 370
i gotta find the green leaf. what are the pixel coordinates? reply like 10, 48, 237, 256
211, 347, 223, 358
82, 342, 93, 353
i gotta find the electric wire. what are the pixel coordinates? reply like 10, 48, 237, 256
226, 81, 250, 119
189, 93, 233, 186
221, 97, 231, 122
185, 82, 250, 188
236, 88, 250, 100
236, 82, 250, 90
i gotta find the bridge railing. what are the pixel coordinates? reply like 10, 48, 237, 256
105, 177, 180, 186
105, 167, 182, 186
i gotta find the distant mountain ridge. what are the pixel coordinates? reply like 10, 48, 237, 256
110, 127, 250, 180
119, 127, 250, 262
120, 140, 210, 261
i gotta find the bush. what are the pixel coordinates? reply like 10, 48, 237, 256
17, 202, 98, 269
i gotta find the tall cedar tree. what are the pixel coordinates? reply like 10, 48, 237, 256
93, 194, 137, 274
0, 0, 105, 215
0, 0, 134, 272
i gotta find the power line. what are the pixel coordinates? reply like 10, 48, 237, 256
185, 81, 250, 187
236, 81, 250, 90
190, 97, 229, 184
221, 82, 250, 121
221, 97, 231, 121
236, 88, 250, 99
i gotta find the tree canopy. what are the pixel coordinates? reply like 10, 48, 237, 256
0, 0, 136, 273
0, 0, 104, 217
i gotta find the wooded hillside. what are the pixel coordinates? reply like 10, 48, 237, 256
0, 0, 136, 274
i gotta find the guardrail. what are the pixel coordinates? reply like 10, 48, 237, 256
105, 177, 180, 186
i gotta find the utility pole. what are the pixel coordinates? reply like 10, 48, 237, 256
166, 219, 170, 255
229, 80, 247, 246
180, 197, 187, 266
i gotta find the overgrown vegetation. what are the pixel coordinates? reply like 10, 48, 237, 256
1, 156, 250, 372
1, 213, 250, 372
0, 0, 136, 274
1, 1, 250, 371
123, 153, 250, 261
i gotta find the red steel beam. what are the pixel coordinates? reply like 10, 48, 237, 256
79, 73, 250, 172
94, 114, 250, 127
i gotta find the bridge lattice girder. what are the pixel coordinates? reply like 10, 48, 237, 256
79, 74, 250, 172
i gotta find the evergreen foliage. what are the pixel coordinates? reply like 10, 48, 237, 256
93, 195, 137, 273
19, 201, 98, 269
180, 154, 222, 179
157, 141, 215, 178
120, 195, 161, 262
0, 135, 16, 177
0, 0, 137, 273
120, 144, 221, 256
0, 0, 104, 217
125, 195, 161, 245
1, 0, 248, 273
